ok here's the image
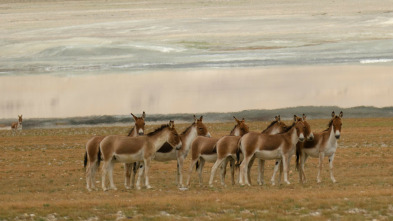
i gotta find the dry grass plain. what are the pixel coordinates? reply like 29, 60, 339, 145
0, 117, 392, 220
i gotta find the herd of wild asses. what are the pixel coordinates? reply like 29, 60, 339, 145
81, 111, 343, 191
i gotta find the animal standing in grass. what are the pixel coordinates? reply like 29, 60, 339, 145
239, 115, 313, 186
84, 112, 145, 191
99, 121, 181, 191
208, 116, 249, 187
266, 114, 314, 185
296, 111, 343, 183
186, 116, 248, 187
11, 115, 23, 132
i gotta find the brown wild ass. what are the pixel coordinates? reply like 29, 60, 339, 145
99, 121, 181, 191
248, 115, 290, 185
264, 114, 314, 185
239, 115, 312, 186
131, 115, 211, 188
186, 116, 246, 186
208, 117, 249, 187
296, 111, 343, 184
84, 112, 145, 191
11, 115, 23, 132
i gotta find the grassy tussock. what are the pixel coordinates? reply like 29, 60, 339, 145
0, 118, 392, 220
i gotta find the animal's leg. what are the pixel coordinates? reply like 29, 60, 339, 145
247, 155, 256, 185
301, 154, 309, 183
209, 158, 225, 187
108, 162, 117, 190
198, 158, 205, 186
86, 162, 92, 191
220, 158, 229, 186
101, 162, 109, 191
282, 155, 290, 185
144, 158, 152, 189
270, 160, 281, 185
124, 163, 132, 189
229, 158, 236, 185
136, 162, 144, 190
90, 162, 98, 190
186, 159, 198, 187
329, 153, 337, 183
317, 152, 325, 183
177, 156, 185, 187
257, 159, 265, 185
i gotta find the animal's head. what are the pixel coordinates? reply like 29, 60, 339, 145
131, 111, 146, 135
194, 115, 211, 137
167, 120, 182, 149
232, 116, 249, 136
330, 111, 343, 139
263, 115, 288, 135
293, 115, 306, 142
301, 114, 314, 141
18, 115, 23, 124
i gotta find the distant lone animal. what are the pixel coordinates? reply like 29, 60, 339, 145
11, 115, 23, 131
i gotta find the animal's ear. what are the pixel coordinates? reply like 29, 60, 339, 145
302, 114, 307, 120
194, 115, 197, 123
233, 116, 240, 123
274, 115, 279, 121
131, 113, 137, 121
199, 116, 203, 121
339, 111, 343, 118
278, 115, 281, 122
293, 115, 297, 122
169, 120, 175, 128
331, 111, 335, 118
242, 118, 245, 122
142, 111, 146, 119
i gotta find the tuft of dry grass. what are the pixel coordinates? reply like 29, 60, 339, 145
0, 118, 392, 220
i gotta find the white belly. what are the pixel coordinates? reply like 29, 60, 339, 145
113, 151, 143, 163
154, 150, 177, 162
201, 154, 217, 162
254, 149, 281, 160
304, 146, 320, 158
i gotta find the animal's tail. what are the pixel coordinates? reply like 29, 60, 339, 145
195, 160, 199, 171
212, 144, 217, 154
97, 145, 102, 168
295, 146, 300, 171
235, 138, 242, 168
84, 151, 87, 168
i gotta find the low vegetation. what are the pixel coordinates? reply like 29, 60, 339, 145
0, 118, 392, 220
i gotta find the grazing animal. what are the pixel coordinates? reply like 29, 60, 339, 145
296, 111, 343, 184
132, 115, 211, 188
11, 115, 23, 132
208, 116, 249, 187
186, 116, 246, 186
239, 115, 312, 186
84, 112, 145, 191
99, 121, 181, 191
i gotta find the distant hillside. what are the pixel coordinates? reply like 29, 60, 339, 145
1, 106, 392, 129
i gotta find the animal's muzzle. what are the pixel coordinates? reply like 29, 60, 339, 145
138, 132, 144, 135
175, 141, 183, 150
335, 135, 340, 139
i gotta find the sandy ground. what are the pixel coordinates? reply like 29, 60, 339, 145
1, 0, 393, 118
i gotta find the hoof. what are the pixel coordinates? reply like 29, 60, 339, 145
146, 185, 153, 189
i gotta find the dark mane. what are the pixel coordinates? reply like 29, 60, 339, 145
324, 118, 335, 132
181, 122, 195, 135
147, 124, 169, 136
230, 125, 238, 135
278, 122, 295, 134
127, 127, 135, 136
262, 120, 278, 133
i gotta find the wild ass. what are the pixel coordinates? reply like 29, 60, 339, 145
84, 112, 145, 191
99, 121, 181, 191
239, 115, 312, 186
186, 116, 246, 187
208, 117, 249, 187
263, 114, 314, 185
296, 111, 343, 184
11, 115, 23, 132
131, 115, 211, 188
